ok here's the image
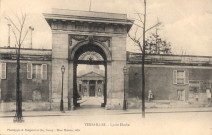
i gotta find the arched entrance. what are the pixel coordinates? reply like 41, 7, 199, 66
44, 9, 133, 110
71, 41, 110, 108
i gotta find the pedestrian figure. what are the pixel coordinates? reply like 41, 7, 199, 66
195, 93, 198, 102
148, 90, 153, 102
206, 89, 211, 102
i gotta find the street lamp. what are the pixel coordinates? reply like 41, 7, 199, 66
29, 26, 34, 48
123, 66, 128, 110
60, 65, 65, 112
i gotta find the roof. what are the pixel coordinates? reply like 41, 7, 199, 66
52, 8, 127, 20
43, 9, 133, 26
127, 51, 212, 66
0, 47, 52, 61
0, 47, 52, 55
78, 71, 104, 78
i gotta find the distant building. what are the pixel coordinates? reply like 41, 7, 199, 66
77, 71, 104, 97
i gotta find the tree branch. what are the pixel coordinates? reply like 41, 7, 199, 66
128, 33, 143, 52
13, 12, 22, 26
18, 14, 27, 47
129, 20, 144, 29
130, 17, 144, 24
20, 29, 29, 45
5, 16, 21, 33
145, 22, 161, 32
136, 13, 144, 24
11, 28, 19, 45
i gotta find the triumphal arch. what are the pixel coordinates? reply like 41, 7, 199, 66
44, 9, 132, 110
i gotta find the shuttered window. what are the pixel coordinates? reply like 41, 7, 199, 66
173, 70, 189, 85
28, 63, 47, 80
1, 63, 6, 79
173, 70, 177, 84
27, 63, 32, 79
177, 71, 184, 84
41, 64, 47, 80
185, 71, 189, 84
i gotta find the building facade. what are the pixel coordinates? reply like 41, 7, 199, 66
127, 52, 212, 108
77, 71, 104, 97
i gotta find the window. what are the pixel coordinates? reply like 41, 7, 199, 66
177, 71, 184, 84
173, 70, 189, 84
32, 64, 41, 79
41, 64, 47, 80
177, 90, 185, 101
27, 63, 47, 80
27, 63, 32, 79
0, 63, 6, 79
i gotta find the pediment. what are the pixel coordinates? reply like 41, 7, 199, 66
80, 71, 104, 78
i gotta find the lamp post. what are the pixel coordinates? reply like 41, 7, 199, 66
123, 66, 127, 110
8, 24, 11, 47
60, 65, 65, 112
29, 26, 34, 48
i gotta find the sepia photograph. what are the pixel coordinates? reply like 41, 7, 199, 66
0, 0, 212, 135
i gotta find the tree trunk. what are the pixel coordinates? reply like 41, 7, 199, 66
16, 46, 22, 121
142, 0, 146, 118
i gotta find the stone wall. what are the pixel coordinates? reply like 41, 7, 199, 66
127, 64, 212, 103
1, 61, 51, 102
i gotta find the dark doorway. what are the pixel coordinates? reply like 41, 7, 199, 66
89, 85, 95, 96
73, 43, 107, 109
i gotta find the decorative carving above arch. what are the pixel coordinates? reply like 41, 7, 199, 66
78, 51, 104, 61
69, 34, 111, 47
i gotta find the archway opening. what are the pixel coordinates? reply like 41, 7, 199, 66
73, 43, 107, 109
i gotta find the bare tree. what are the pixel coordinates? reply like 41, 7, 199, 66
5, 13, 29, 122
128, 0, 161, 118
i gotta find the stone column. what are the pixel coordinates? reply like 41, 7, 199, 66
0, 61, 1, 101
88, 80, 90, 97
125, 66, 129, 102
68, 61, 74, 110
106, 62, 112, 109
95, 80, 98, 97
51, 33, 69, 110
108, 35, 126, 110
0, 77, 1, 101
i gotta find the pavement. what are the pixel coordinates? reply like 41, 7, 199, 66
1, 97, 212, 117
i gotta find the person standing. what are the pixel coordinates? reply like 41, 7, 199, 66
148, 90, 153, 102
195, 93, 199, 102
206, 89, 211, 102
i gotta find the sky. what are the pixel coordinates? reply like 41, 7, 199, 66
0, 0, 212, 56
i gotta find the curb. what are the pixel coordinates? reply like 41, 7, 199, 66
0, 109, 212, 118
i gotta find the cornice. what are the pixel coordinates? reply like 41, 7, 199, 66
43, 13, 133, 25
